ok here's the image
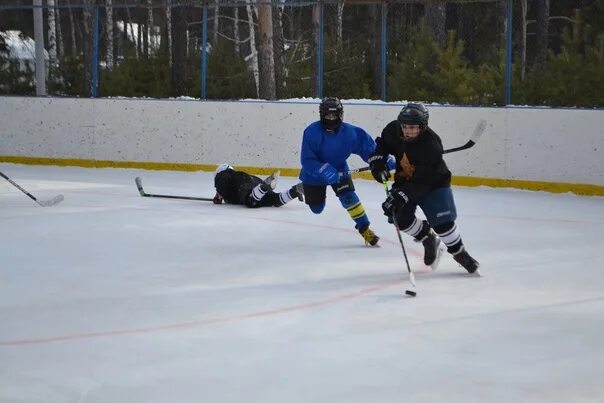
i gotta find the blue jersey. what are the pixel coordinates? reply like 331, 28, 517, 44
299, 121, 377, 185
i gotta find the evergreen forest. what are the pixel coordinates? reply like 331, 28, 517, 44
1, 0, 603, 107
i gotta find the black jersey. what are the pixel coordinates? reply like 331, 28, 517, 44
374, 120, 451, 201
214, 169, 263, 205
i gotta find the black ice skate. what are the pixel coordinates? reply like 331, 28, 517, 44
292, 182, 304, 202
359, 226, 380, 247
418, 229, 444, 270
453, 248, 480, 275
262, 171, 280, 191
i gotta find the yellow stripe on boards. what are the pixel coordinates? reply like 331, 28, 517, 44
351, 172, 604, 196
1, 155, 602, 196
0, 155, 300, 177
450, 176, 604, 197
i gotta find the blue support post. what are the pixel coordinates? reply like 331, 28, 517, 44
92, 5, 99, 97
201, 4, 208, 99
381, 1, 387, 101
317, 1, 324, 98
505, 0, 513, 105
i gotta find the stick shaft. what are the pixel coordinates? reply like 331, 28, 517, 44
135, 177, 214, 202
345, 119, 486, 176
383, 181, 416, 289
0, 171, 44, 205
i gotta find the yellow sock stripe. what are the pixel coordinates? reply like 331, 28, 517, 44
347, 202, 366, 220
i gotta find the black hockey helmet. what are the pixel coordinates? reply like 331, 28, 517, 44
398, 103, 429, 131
319, 97, 344, 132
215, 163, 233, 175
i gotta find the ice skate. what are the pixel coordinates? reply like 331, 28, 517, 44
263, 171, 280, 190
418, 229, 444, 270
295, 182, 304, 201
453, 248, 481, 275
292, 182, 304, 202
359, 226, 380, 247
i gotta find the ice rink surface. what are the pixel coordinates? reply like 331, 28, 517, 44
1, 163, 603, 403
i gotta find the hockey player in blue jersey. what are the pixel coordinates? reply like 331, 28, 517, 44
299, 97, 392, 246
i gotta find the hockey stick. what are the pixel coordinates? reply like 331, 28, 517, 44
134, 177, 214, 202
344, 119, 487, 176
442, 118, 486, 154
383, 181, 417, 297
0, 171, 64, 207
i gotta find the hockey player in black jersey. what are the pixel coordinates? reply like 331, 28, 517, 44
213, 164, 304, 208
368, 103, 479, 274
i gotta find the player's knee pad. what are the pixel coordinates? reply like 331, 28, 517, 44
337, 190, 359, 208
333, 176, 355, 197
309, 202, 325, 214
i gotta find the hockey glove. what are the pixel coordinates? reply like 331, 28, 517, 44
368, 154, 390, 183
382, 188, 409, 221
213, 193, 223, 204
318, 163, 340, 185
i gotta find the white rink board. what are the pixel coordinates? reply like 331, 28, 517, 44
0, 97, 602, 185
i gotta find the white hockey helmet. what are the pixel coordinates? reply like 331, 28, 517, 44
215, 163, 234, 174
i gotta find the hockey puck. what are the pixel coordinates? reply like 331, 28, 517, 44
405, 290, 417, 297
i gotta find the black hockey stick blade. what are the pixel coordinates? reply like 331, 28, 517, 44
443, 119, 486, 154
134, 177, 214, 202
